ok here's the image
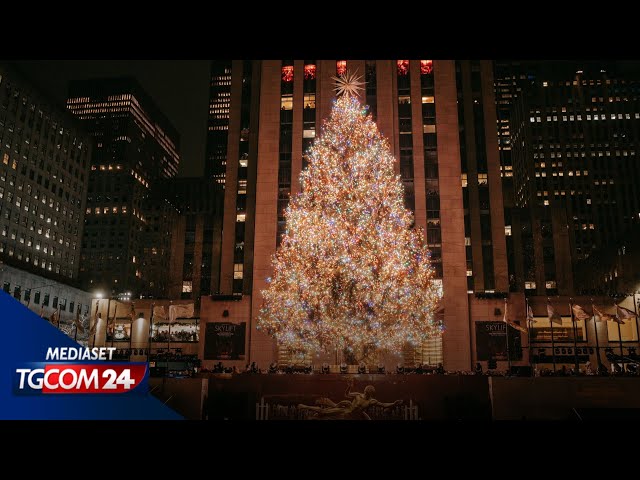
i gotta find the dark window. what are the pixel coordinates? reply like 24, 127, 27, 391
52, 296, 58, 309
34, 291, 41, 304
43, 293, 50, 306
3, 282, 10, 293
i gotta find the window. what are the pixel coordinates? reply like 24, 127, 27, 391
43, 293, 50, 306
60, 298, 66, 311
304, 64, 316, 80
52, 297, 58, 309
303, 93, 315, 109
525, 282, 536, 290
607, 317, 639, 342
281, 65, 294, 82
234, 263, 243, 279
280, 95, 293, 111
505, 226, 512, 236
336, 60, 347, 76
420, 60, 433, 75
478, 173, 488, 185
34, 291, 40, 304
422, 96, 434, 104
397, 60, 409, 76
182, 281, 193, 293
13, 285, 21, 299
531, 316, 586, 343
2, 282, 9, 293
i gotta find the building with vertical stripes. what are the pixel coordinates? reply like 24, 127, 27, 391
201, 60, 508, 371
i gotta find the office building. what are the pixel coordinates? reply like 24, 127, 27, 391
67, 77, 180, 298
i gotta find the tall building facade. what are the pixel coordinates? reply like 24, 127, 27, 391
66, 78, 180, 298
202, 60, 508, 371
0, 63, 91, 282
162, 177, 224, 302
511, 70, 640, 296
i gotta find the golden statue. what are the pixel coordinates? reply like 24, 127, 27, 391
298, 379, 402, 420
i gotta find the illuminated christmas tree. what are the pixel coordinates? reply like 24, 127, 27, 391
258, 73, 442, 359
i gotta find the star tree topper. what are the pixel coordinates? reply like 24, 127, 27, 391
331, 70, 365, 97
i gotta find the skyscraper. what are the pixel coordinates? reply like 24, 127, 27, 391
511, 69, 640, 295
67, 77, 180, 298
202, 60, 507, 371
0, 63, 90, 281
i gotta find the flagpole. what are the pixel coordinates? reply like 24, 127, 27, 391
569, 299, 579, 373
592, 301, 602, 371
526, 297, 533, 373
504, 298, 511, 374
92, 300, 100, 348
147, 302, 155, 363
110, 304, 118, 350
74, 305, 79, 342
549, 299, 556, 373
616, 316, 625, 372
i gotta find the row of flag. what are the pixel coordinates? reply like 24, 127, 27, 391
503, 300, 637, 334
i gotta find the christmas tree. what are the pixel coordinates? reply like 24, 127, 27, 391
258, 74, 442, 359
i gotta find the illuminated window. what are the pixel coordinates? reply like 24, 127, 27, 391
461, 174, 468, 187
234, 263, 243, 279
545, 281, 556, 289
423, 125, 436, 134
182, 281, 193, 293
422, 96, 434, 104
420, 60, 433, 75
303, 128, 316, 138
281, 95, 293, 111
236, 213, 246, 222
525, 281, 536, 289
281, 66, 294, 82
478, 173, 488, 185
397, 60, 409, 76
464, 237, 471, 246
505, 226, 512, 236
304, 64, 316, 80
303, 93, 316, 109
336, 60, 347, 76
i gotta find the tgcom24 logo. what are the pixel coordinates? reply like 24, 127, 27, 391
13, 347, 148, 395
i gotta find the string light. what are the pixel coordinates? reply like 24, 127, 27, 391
257, 94, 443, 357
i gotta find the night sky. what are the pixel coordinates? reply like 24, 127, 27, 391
10, 60, 210, 178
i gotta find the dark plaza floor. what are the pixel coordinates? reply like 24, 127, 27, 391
149, 372, 640, 421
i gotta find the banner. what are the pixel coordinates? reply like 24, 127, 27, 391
204, 322, 246, 360
475, 321, 523, 361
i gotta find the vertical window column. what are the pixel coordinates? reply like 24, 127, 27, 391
397, 60, 415, 212
277, 61, 294, 246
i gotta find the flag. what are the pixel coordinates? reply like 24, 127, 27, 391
169, 303, 194, 323
153, 305, 167, 320
74, 306, 85, 334
572, 304, 592, 321
502, 299, 527, 334
108, 305, 118, 328
89, 312, 101, 337
547, 303, 562, 324
49, 309, 59, 326
593, 305, 617, 322
526, 305, 534, 322
617, 305, 637, 320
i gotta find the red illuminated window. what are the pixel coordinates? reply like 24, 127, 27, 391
336, 60, 347, 76
397, 60, 410, 76
304, 64, 316, 80
281, 65, 294, 82
420, 60, 433, 75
